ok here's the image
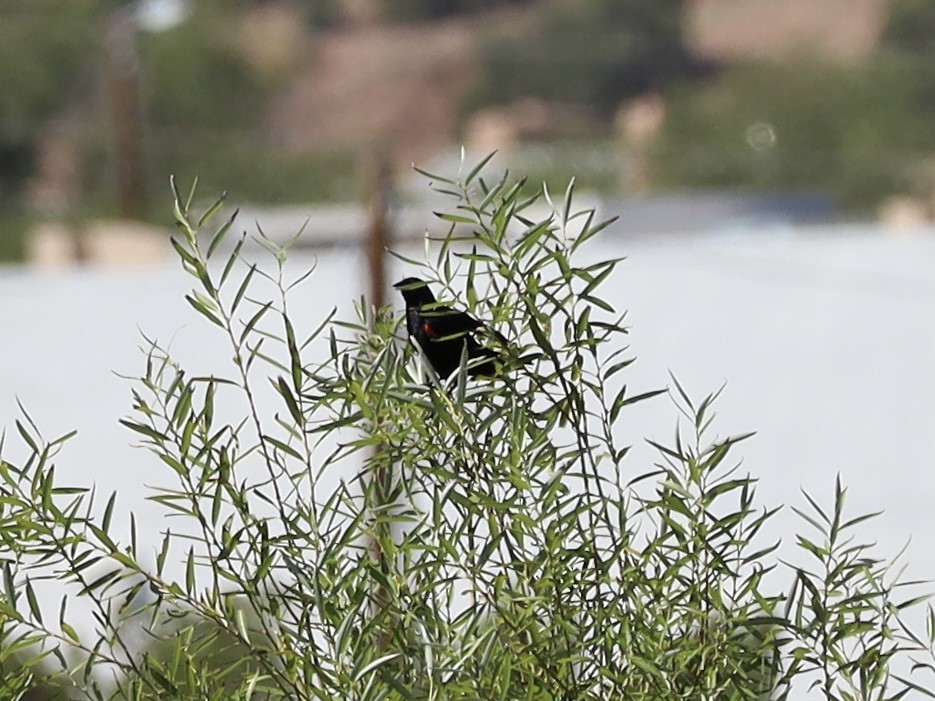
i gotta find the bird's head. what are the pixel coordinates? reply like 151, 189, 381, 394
393, 277, 436, 306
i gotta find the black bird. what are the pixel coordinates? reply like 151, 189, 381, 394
394, 277, 504, 380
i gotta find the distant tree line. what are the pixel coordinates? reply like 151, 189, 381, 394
651, 0, 935, 211
472, 0, 695, 116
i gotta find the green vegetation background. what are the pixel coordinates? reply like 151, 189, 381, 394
2, 0, 935, 260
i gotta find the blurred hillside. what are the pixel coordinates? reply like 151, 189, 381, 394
1, 0, 935, 262
687, 0, 891, 61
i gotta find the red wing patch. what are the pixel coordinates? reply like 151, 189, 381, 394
422, 321, 437, 338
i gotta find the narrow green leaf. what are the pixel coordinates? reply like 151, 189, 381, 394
2, 563, 14, 605
434, 212, 475, 224
284, 316, 302, 393
61, 622, 80, 644
277, 377, 303, 426
465, 151, 497, 186
604, 357, 635, 379
184, 176, 199, 213
353, 653, 402, 682
119, 419, 166, 444
263, 434, 303, 461
206, 207, 238, 258
412, 165, 456, 185
102, 492, 116, 534
240, 302, 273, 344
185, 547, 195, 594
49, 429, 78, 449
78, 569, 121, 597
562, 176, 576, 226
25, 580, 41, 624
571, 214, 618, 253
14, 420, 38, 454
185, 294, 224, 328
156, 531, 171, 575
220, 235, 246, 287
232, 264, 257, 314
197, 191, 228, 229
169, 236, 198, 267
170, 174, 184, 214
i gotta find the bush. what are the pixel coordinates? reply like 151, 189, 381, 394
0, 157, 933, 699
0, 0, 109, 258
652, 56, 935, 210
0, 0, 105, 188
648, 0, 935, 212
139, 4, 359, 207
474, 0, 692, 117
883, 0, 935, 58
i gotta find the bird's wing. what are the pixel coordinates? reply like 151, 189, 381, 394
421, 303, 509, 348
420, 304, 482, 340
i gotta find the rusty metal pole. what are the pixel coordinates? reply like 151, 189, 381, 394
366, 153, 393, 311
364, 153, 395, 630
106, 9, 146, 220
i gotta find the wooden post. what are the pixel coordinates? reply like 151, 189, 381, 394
106, 9, 146, 220
366, 153, 393, 311
364, 153, 394, 634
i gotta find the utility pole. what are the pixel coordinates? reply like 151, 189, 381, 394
364, 152, 394, 632
106, 8, 145, 219
366, 153, 393, 310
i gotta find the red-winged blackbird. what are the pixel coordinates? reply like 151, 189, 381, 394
394, 277, 505, 380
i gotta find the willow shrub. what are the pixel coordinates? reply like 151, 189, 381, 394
0, 155, 933, 700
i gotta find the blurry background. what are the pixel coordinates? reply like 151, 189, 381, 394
3, 0, 935, 260
0, 0, 934, 689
